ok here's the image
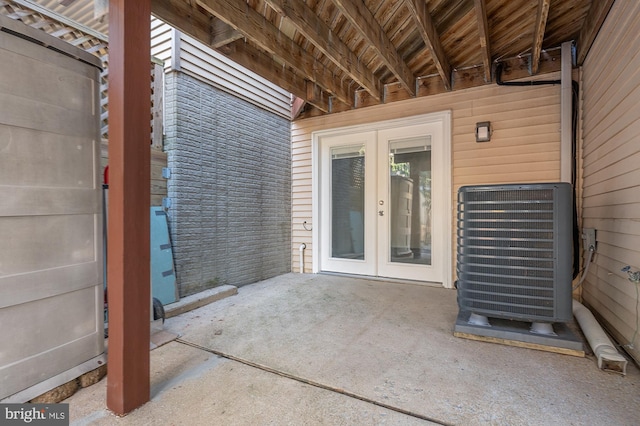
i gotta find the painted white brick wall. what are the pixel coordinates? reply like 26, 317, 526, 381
165, 72, 291, 296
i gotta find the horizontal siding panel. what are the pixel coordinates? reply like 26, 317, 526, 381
178, 34, 290, 119
583, 286, 636, 339
180, 45, 285, 102
454, 141, 558, 159
584, 217, 640, 236
292, 152, 311, 163
454, 133, 560, 152
582, 186, 640, 207
581, 0, 640, 364
583, 168, 640, 197
470, 94, 560, 116
588, 267, 638, 317
582, 203, 640, 220
455, 151, 558, 168
583, 82, 640, 153
150, 19, 173, 69
580, 1, 640, 107
597, 230, 640, 254
592, 242, 640, 282
583, 153, 640, 188
454, 171, 559, 188
583, 125, 640, 175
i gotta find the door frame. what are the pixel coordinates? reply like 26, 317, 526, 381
312, 111, 452, 288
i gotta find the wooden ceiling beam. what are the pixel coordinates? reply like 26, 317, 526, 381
196, 0, 354, 106
151, 0, 211, 45
217, 39, 331, 112
404, 0, 452, 91
333, 0, 416, 96
473, 0, 491, 82
211, 18, 242, 48
530, 0, 551, 75
153, 0, 334, 111
265, 0, 381, 101
576, 0, 615, 65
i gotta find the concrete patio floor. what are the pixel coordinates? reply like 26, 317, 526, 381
67, 273, 639, 425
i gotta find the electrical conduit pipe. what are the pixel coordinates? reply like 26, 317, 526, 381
572, 299, 627, 375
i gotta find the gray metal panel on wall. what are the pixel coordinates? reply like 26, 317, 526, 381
0, 16, 103, 401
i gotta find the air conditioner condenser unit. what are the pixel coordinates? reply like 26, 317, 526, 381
453, 183, 583, 354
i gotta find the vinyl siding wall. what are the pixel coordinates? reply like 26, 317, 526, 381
150, 18, 291, 119
292, 78, 562, 280
580, 0, 640, 363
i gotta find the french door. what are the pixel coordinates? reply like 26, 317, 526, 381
316, 113, 451, 285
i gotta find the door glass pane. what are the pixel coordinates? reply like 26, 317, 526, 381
388, 137, 432, 265
331, 145, 365, 260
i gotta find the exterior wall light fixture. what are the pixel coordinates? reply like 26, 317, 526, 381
476, 121, 492, 142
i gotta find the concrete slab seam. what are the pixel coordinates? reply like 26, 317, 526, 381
174, 338, 452, 426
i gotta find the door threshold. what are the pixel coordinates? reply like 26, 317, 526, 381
318, 271, 444, 288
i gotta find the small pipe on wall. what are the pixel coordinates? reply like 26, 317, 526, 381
299, 243, 306, 273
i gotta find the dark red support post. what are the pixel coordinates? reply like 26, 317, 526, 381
106, 0, 151, 415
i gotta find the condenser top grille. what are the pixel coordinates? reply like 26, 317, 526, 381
456, 183, 573, 323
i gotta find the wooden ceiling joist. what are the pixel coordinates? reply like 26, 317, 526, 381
332, 0, 416, 96
148, 0, 596, 119
153, 0, 332, 111
404, 0, 452, 91
211, 18, 242, 48
576, 0, 615, 65
217, 39, 331, 113
530, 0, 551, 74
196, 0, 354, 106
265, 0, 382, 101
473, 0, 491, 82
151, 0, 211, 47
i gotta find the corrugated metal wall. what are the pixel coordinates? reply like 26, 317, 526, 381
581, 0, 640, 363
291, 78, 562, 280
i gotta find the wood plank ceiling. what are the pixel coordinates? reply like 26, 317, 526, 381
37, 0, 614, 119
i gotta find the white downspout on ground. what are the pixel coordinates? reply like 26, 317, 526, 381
573, 300, 628, 374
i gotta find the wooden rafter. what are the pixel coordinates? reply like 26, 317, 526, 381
152, 0, 331, 112
473, 0, 491, 82
576, 0, 615, 65
211, 18, 242, 48
196, 0, 353, 105
404, 0, 452, 91
531, 0, 551, 74
151, 0, 211, 48
265, 0, 381, 101
332, 0, 415, 96
217, 39, 331, 112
